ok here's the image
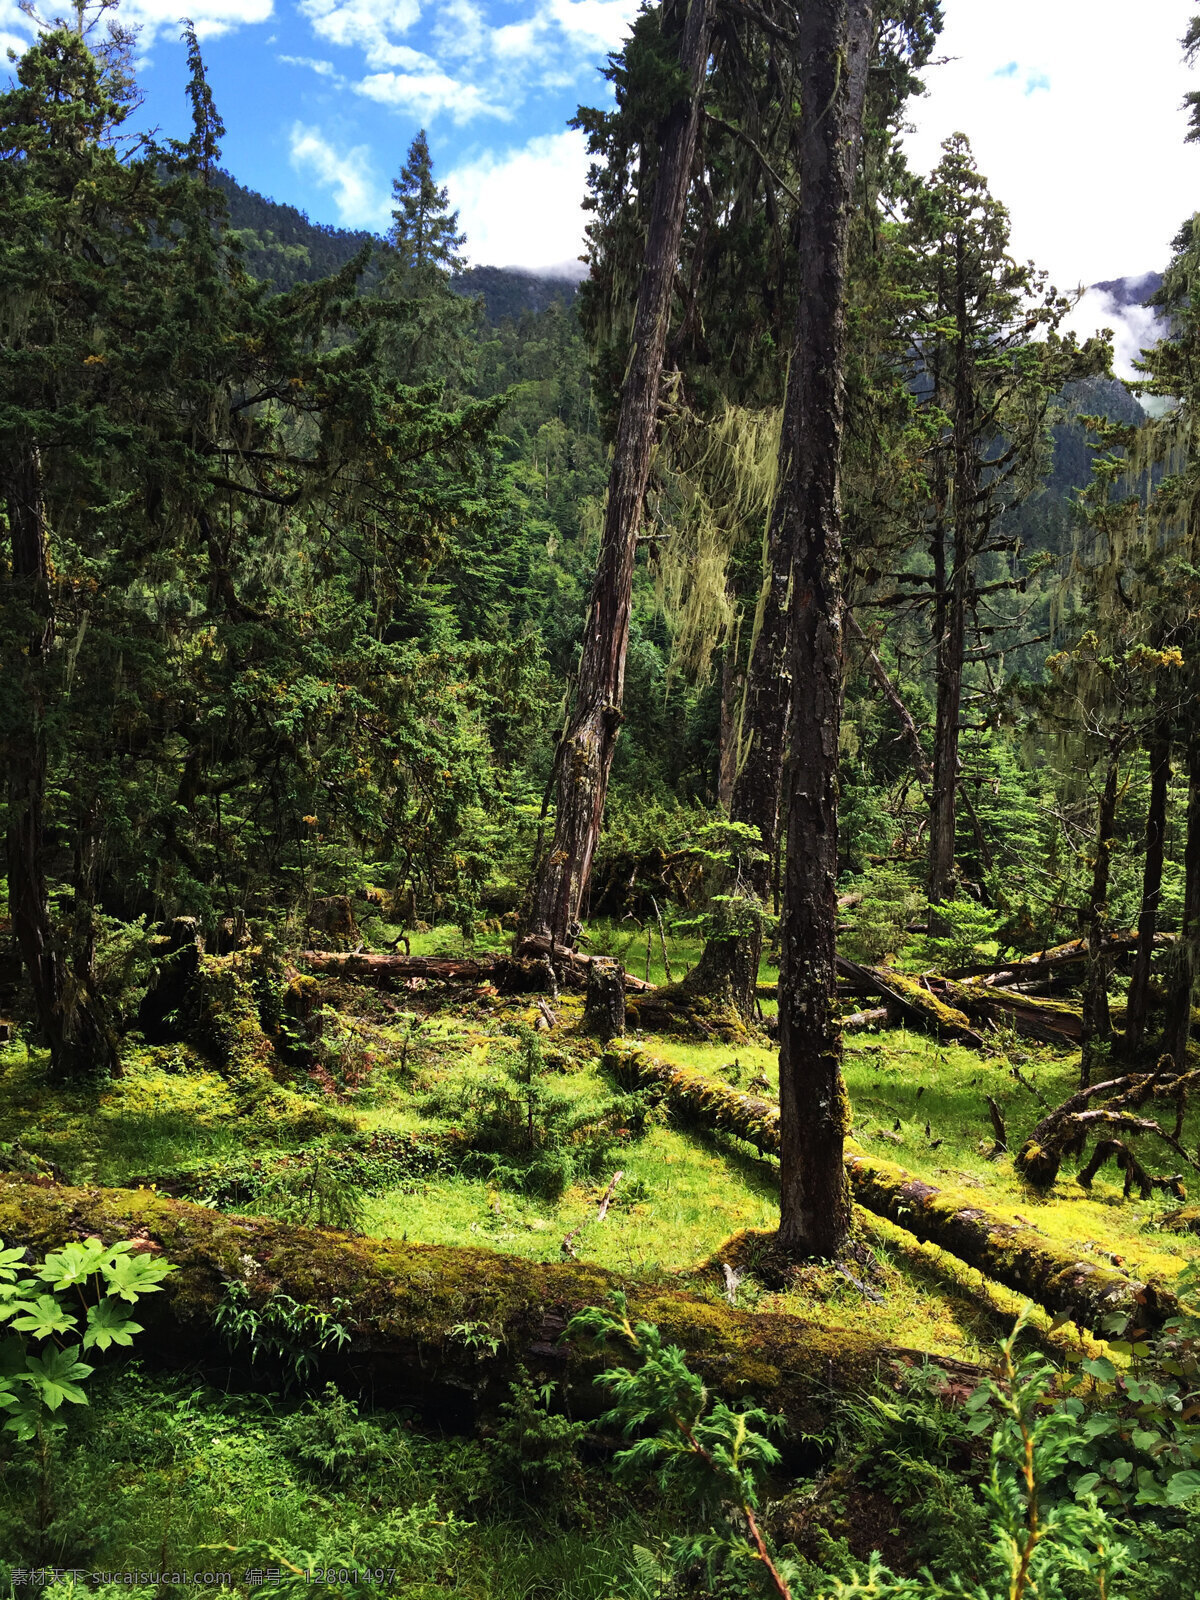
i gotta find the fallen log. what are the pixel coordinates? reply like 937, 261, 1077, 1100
299, 943, 656, 994
930, 976, 1089, 1046
0, 1176, 962, 1437
836, 958, 985, 1047
1013, 1067, 1200, 1191
948, 931, 1177, 984
844, 1006, 891, 1031
604, 1042, 1178, 1334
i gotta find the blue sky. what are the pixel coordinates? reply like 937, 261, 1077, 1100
3, 0, 1200, 325
1, 0, 642, 271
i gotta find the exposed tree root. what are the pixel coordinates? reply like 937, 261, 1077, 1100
603, 1042, 1178, 1334
0, 1176, 969, 1436
1013, 1065, 1200, 1191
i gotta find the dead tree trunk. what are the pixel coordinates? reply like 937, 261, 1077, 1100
1126, 718, 1172, 1052
4, 446, 117, 1078
775, 0, 867, 1261
1080, 750, 1122, 1087
527, 0, 715, 949
1165, 725, 1200, 1071
0, 1175, 977, 1439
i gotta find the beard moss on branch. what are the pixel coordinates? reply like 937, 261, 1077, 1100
0, 1175, 953, 1437
603, 1041, 1178, 1334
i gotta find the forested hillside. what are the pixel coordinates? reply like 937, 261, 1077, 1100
3, 4, 1200, 1595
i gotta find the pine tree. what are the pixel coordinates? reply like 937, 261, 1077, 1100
0, 26, 505, 1075
896, 137, 1105, 920
389, 130, 466, 277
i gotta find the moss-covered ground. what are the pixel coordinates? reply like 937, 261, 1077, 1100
1, 925, 1198, 1591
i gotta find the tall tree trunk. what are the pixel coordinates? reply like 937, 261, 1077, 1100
775, 0, 865, 1261
715, 608, 743, 811
3, 447, 117, 1078
928, 242, 975, 917
685, 0, 876, 1022
1165, 726, 1200, 1072
1080, 750, 1121, 1088
526, 0, 714, 949
1126, 715, 1171, 1052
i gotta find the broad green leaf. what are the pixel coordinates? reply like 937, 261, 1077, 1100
83, 1297, 143, 1352
101, 1249, 175, 1303
11, 1293, 78, 1340
1073, 1472, 1103, 1499
38, 1237, 109, 1291
23, 1345, 93, 1411
1165, 1469, 1200, 1505
1081, 1357, 1117, 1383
0, 1245, 29, 1284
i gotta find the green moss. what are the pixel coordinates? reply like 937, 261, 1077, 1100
0, 1175, 916, 1439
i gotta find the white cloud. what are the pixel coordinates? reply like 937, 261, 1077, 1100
542, 0, 638, 52
120, 0, 273, 42
279, 53, 342, 78
1062, 282, 1166, 384
432, 0, 487, 62
447, 127, 590, 270
356, 68, 506, 122
298, 0, 423, 68
289, 122, 391, 228
903, 1, 1200, 287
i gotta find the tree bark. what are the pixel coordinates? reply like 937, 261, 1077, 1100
1126, 717, 1171, 1051
1165, 725, 1200, 1071
1080, 750, 1122, 1087
775, 0, 863, 1260
684, 0, 877, 1025
927, 242, 976, 915
605, 1041, 1177, 1333
527, 0, 715, 948
3, 446, 118, 1078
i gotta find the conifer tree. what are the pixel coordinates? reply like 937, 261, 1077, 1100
389, 129, 467, 276
525, 0, 716, 952
896, 138, 1105, 919
0, 26, 503, 1075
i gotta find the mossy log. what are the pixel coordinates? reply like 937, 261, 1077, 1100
301, 942, 655, 995
835, 959, 985, 1047
0, 1176, 948, 1436
948, 931, 1177, 984
932, 976, 1088, 1045
604, 1042, 1177, 1334
835, 959, 1089, 1048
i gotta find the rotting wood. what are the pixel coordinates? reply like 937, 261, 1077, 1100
947, 930, 1177, 984
300, 944, 655, 994
0, 1176, 972, 1438
835, 958, 985, 1047
603, 1041, 1178, 1333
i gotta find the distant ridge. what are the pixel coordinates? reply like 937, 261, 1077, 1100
213, 170, 581, 321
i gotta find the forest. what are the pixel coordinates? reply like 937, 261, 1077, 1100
3, 0, 1200, 1594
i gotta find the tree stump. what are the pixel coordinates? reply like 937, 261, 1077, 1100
584, 958, 625, 1041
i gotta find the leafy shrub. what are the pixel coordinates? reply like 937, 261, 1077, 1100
281, 1382, 396, 1485
428, 1026, 641, 1197
842, 867, 922, 965
488, 1368, 590, 1511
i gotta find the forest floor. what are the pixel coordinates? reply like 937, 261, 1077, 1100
0, 927, 1197, 1591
